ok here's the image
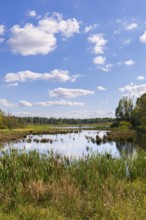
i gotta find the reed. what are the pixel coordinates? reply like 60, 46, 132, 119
0, 149, 145, 219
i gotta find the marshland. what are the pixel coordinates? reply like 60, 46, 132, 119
0, 95, 146, 219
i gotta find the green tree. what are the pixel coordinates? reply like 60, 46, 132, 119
132, 93, 146, 129
115, 97, 133, 122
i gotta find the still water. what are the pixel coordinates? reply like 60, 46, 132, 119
4, 130, 137, 159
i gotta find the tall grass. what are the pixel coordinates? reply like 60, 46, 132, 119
0, 149, 145, 219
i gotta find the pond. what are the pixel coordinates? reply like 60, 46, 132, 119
3, 130, 138, 159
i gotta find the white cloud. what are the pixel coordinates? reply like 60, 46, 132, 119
0, 38, 4, 43
4, 70, 79, 84
51, 109, 114, 118
137, 76, 145, 81
28, 10, 37, 17
114, 29, 121, 35
11, 99, 84, 108
0, 99, 12, 107
34, 100, 84, 107
140, 31, 146, 44
19, 100, 33, 107
100, 63, 113, 72
97, 86, 106, 91
94, 109, 114, 118
125, 23, 138, 30
124, 59, 135, 66
6, 83, 18, 87
93, 56, 106, 65
0, 25, 5, 35
124, 39, 131, 45
119, 83, 146, 98
8, 13, 80, 55
84, 24, 96, 33
14, 108, 114, 119
88, 34, 107, 54
49, 88, 94, 98
8, 24, 56, 56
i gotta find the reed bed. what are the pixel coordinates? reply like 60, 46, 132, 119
0, 149, 145, 219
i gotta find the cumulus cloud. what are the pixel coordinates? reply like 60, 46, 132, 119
124, 59, 135, 66
8, 24, 56, 56
97, 86, 106, 91
137, 76, 145, 80
34, 100, 84, 107
88, 34, 107, 54
100, 64, 113, 72
124, 39, 131, 45
27, 10, 37, 17
0, 25, 5, 35
119, 83, 146, 98
125, 23, 138, 30
84, 24, 96, 33
4, 70, 79, 84
0, 25, 5, 42
93, 56, 106, 65
49, 88, 94, 98
0, 99, 12, 107
8, 13, 80, 55
19, 100, 33, 107
140, 31, 146, 44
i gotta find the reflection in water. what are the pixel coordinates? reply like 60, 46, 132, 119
2, 130, 142, 160
116, 141, 137, 160
136, 133, 146, 150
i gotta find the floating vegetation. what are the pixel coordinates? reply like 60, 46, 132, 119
26, 138, 32, 143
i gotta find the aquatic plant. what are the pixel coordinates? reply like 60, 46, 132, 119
0, 149, 145, 219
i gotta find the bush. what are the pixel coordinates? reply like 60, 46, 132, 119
119, 121, 133, 130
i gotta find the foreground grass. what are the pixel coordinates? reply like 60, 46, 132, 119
0, 149, 145, 219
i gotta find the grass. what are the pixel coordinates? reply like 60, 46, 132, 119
103, 130, 136, 142
0, 149, 145, 219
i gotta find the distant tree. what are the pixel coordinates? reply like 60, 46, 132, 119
115, 97, 133, 122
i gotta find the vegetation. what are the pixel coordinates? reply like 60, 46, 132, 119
0, 109, 114, 131
132, 93, 146, 131
113, 93, 146, 132
0, 149, 145, 219
0, 94, 146, 219
115, 97, 133, 122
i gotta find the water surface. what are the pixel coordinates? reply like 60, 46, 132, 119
4, 130, 137, 159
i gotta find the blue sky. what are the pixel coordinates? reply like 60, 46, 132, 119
0, 0, 146, 118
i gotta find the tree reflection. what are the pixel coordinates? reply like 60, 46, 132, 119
135, 133, 146, 150
116, 140, 137, 160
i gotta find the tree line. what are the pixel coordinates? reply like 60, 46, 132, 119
0, 110, 114, 130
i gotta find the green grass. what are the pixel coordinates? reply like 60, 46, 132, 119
0, 149, 145, 219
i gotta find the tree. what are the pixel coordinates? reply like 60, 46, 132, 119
132, 93, 146, 129
115, 97, 133, 122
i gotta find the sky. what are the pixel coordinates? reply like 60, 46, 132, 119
0, 0, 146, 118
